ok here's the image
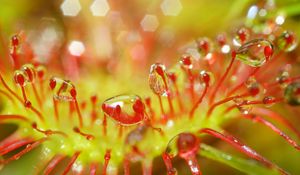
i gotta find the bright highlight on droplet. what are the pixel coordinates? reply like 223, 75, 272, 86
90, 0, 110, 16
60, 0, 81, 17
221, 45, 230, 54
275, 15, 285, 25
247, 5, 258, 19
68, 41, 85, 56
140, 14, 159, 32
160, 0, 182, 16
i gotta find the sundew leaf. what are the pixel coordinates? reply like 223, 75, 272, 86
200, 144, 281, 175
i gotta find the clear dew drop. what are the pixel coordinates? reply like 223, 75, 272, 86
233, 27, 251, 47
49, 77, 76, 101
102, 94, 145, 126
276, 71, 290, 88
238, 106, 252, 115
236, 38, 273, 67
276, 31, 298, 52
149, 63, 168, 96
233, 97, 246, 106
284, 82, 300, 106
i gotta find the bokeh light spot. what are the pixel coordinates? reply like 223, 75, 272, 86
90, 0, 110, 17
160, 0, 182, 16
68, 40, 85, 56
60, 0, 81, 17
140, 14, 159, 32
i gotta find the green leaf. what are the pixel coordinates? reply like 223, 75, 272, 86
200, 144, 280, 175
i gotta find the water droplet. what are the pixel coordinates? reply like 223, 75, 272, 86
166, 132, 201, 175
233, 97, 246, 106
245, 77, 260, 96
177, 133, 200, 158
149, 63, 168, 96
236, 38, 273, 67
262, 96, 276, 107
49, 77, 76, 101
102, 94, 145, 126
238, 106, 252, 115
233, 27, 251, 47
276, 31, 298, 52
166, 132, 199, 158
284, 82, 300, 106
276, 71, 289, 88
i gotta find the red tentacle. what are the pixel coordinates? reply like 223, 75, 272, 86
43, 154, 66, 175
62, 151, 81, 175
198, 128, 288, 175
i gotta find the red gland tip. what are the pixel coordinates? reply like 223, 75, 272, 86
155, 66, 164, 77
91, 95, 97, 104
14, 73, 25, 86
262, 96, 276, 104
70, 88, 77, 98
49, 78, 56, 89
285, 33, 294, 44
198, 39, 209, 53
73, 127, 80, 133
31, 122, 37, 128
133, 99, 145, 114
200, 71, 210, 85
249, 86, 259, 96
11, 35, 19, 47
24, 100, 32, 108
167, 72, 177, 83
181, 55, 192, 66
37, 70, 44, 79
264, 46, 273, 60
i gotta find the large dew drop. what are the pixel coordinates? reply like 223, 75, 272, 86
284, 82, 300, 106
102, 94, 145, 126
236, 38, 273, 67
149, 63, 168, 96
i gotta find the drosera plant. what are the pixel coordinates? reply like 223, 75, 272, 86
0, 2, 300, 175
